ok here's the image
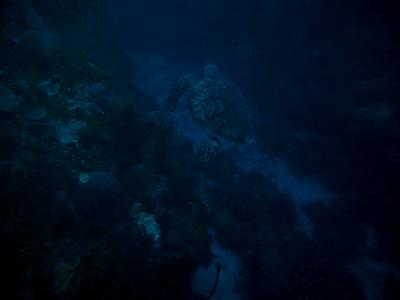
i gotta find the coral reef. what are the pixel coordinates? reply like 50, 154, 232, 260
130, 203, 162, 245
52, 119, 86, 148
4, 1, 393, 299
74, 171, 125, 231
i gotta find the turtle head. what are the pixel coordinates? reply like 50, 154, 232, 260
204, 61, 220, 80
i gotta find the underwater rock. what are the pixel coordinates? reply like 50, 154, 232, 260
193, 241, 242, 300
51, 119, 86, 148
74, 171, 125, 232
86, 83, 106, 97
144, 175, 169, 201
53, 190, 75, 220
54, 190, 69, 205
0, 120, 20, 156
37, 79, 61, 98
354, 103, 392, 122
61, 83, 105, 117
0, 85, 22, 113
348, 257, 400, 300
46, 241, 83, 296
52, 255, 81, 295
14, 0, 55, 47
1, 1, 55, 61
76, 171, 122, 200
0, 159, 27, 187
122, 164, 170, 201
122, 164, 152, 194
24, 107, 48, 121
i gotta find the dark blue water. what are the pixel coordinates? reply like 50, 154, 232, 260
1, 0, 400, 299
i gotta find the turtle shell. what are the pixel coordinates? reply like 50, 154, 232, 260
189, 63, 252, 143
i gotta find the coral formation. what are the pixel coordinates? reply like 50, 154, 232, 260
52, 119, 86, 148
0, 2, 213, 299
130, 203, 162, 244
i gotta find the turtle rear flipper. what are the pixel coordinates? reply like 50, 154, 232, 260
167, 77, 192, 110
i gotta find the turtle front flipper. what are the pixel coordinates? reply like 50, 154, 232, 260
167, 76, 192, 110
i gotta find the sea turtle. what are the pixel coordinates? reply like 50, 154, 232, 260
167, 62, 252, 161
